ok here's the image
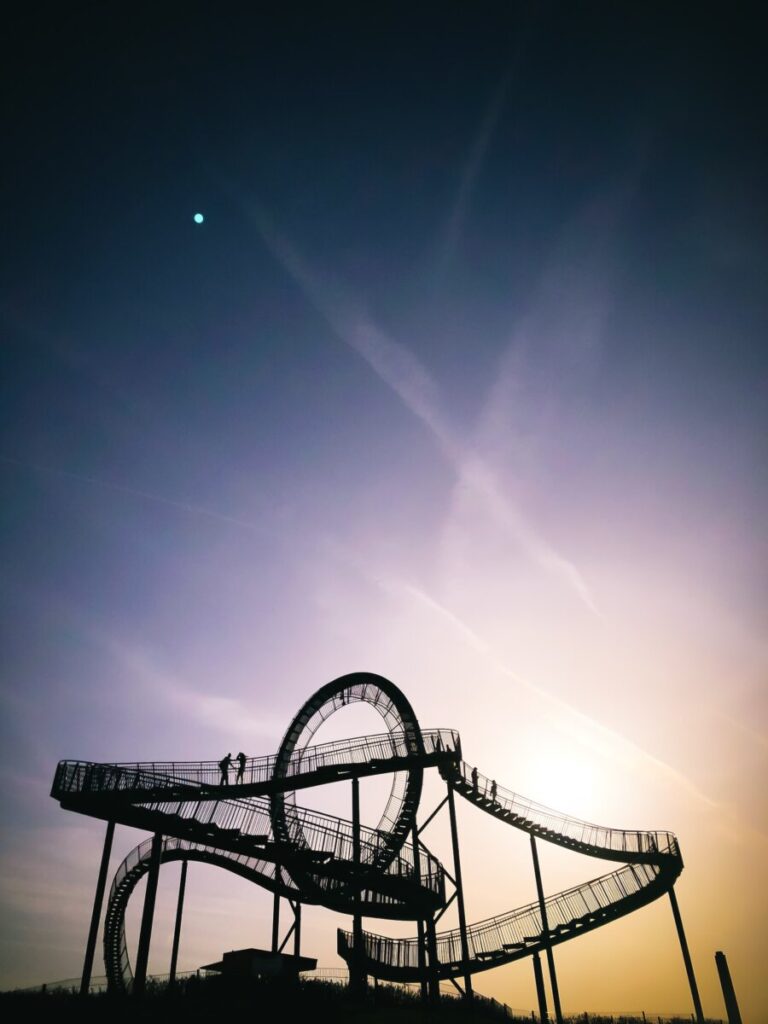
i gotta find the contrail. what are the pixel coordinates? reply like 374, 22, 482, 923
238, 201, 599, 615
434, 68, 512, 279
0, 455, 270, 535
396, 578, 718, 809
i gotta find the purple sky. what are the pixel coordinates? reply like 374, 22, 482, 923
1, 4, 766, 1017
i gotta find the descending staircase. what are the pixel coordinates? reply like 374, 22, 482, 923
338, 759, 682, 981
443, 760, 679, 864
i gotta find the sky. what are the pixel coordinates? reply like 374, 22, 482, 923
1, 2, 766, 1018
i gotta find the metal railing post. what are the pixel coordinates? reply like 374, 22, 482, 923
134, 832, 163, 995
446, 778, 473, 999
530, 835, 563, 1024
668, 887, 704, 1023
80, 820, 115, 996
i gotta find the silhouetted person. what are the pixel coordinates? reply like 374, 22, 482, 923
471, 766, 478, 794
219, 752, 232, 786
236, 751, 246, 783
490, 779, 497, 803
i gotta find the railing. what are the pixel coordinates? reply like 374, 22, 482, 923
53, 762, 444, 896
52, 729, 460, 794
340, 860, 670, 974
452, 762, 679, 860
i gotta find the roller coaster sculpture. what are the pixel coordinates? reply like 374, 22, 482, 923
51, 672, 704, 1021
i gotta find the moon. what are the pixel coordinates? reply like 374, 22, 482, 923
193, 212, 204, 224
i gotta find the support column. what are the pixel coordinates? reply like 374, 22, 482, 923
294, 901, 302, 960
80, 820, 115, 996
426, 915, 440, 1004
272, 865, 281, 954
530, 835, 563, 1024
134, 832, 163, 995
411, 822, 428, 1002
532, 950, 549, 1022
668, 887, 704, 1024
169, 859, 188, 984
350, 777, 366, 995
446, 780, 473, 1000
715, 950, 742, 1024
416, 919, 428, 1001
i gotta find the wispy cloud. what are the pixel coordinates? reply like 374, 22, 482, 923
88, 631, 287, 740
433, 69, 513, 280
388, 576, 719, 810
242, 202, 600, 615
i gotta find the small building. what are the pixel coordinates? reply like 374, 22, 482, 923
201, 947, 317, 981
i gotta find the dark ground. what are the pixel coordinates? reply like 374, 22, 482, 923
1, 976, 521, 1023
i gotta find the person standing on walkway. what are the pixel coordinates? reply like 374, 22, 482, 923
235, 751, 247, 783
219, 752, 232, 786
471, 766, 478, 794
490, 779, 497, 803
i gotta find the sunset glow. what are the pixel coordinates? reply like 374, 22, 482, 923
2, 5, 765, 1022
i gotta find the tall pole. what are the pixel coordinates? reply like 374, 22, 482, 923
294, 901, 302, 959
350, 777, 366, 995
411, 822, 428, 1002
426, 915, 440, 1003
668, 887, 704, 1023
532, 950, 549, 1022
446, 779, 473, 999
272, 865, 281, 954
530, 835, 563, 1024
169, 859, 188, 984
134, 832, 163, 995
715, 951, 742, 1024
80, 820, 115, 996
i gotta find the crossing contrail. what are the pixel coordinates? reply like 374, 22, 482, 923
239, 201, 601, 616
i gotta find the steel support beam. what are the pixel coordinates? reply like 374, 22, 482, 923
80, 819, 115, 996
169, 859, 188, 984
350, 777, 367, 995
411, 821, 428, 1001
426, 915, 440, 1003
532, 950, 548, 1022
271, 865, 281, 954
715, 950, 742, 1024
294, 900, 302, 960
134, 832, 163, 995
530, 835, 563, 1024
669, 887, 704, 1024
446, 779, 473, 1000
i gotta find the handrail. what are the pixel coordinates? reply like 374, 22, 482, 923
53, 728, 460, 792
339, 859, 678, 977
53, 760, 445, 895
448, 761, 679, 859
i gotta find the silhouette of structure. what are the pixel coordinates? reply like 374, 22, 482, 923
715, 951, 742, 1024
51, 672, 702, 1019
